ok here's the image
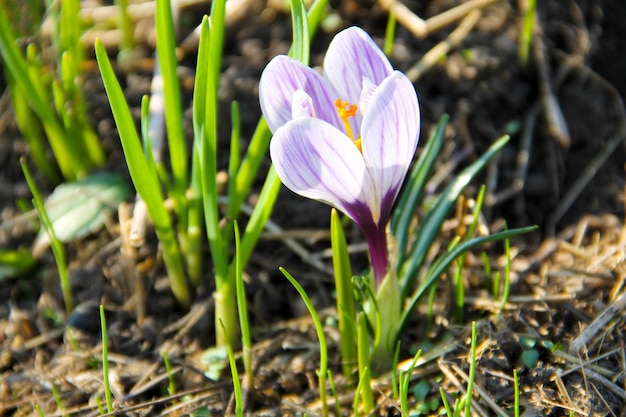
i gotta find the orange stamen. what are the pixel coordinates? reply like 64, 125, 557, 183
354, 137, 362, 152
334, 99, 359, 149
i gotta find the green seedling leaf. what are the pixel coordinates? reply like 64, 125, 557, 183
413, 380, 430, 402
202, 345, 229, 381
519, 336, 536, 350
0, 248, 37, 281
522, 349, 539, 368
33, 172, 129, 257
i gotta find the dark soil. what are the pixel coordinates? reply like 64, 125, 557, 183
1, 0, 625, 416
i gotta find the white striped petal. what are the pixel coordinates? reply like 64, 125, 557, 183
270, 118, 377, 225
323, 27, 393, 106
259, 56, 341, 133
291, 89, 316, 119
360, 72, 420, 222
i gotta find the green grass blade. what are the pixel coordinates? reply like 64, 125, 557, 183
95, 39, 191, 307
392, 115, 447, 265
400, 349, 422, 415
219, 318, 243, 417
330, 209, 356, 379
440, 386, 453, 417
21, 159, 72, 313
0, 8, 79, 180
399, 134, 510, 297
234, 166, 282, 269
8, 72, 60, 182
202, 0, 229, 283
156, 0, 188, 217
399, 225, 536, 333
357, 312, 374, 414
229, 118, 272, 222
234, 221, 253, 389
518, 0, 536, 68
290, 0, 310, 65
226, 101, 241, 221
384, 8, 397, 56
189, 15, 211, 289
60, 0, 82, 67
115, 0, 135, 55
192, 15, 210, 140
280, 267, 329, 417
141, 95, 160, 180
187, 146, 204, 287
464, 322, 477, 416
499, 223, 512, 312
100, 305, 113, 413
514, 368, 520, 417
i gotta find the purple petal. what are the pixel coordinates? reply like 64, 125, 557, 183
259, 55, 342, 133
361, 71, 420, 223
270, 118, 377, 225
323, 27, 393, 106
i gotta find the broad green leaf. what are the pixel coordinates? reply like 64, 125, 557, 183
33, 172, 129, 256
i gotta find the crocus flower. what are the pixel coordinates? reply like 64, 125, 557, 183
260, 27, 420, 283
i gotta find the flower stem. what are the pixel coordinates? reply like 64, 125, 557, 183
364, 225, 388, 284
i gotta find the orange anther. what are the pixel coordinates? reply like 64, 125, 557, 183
335, 99, 359, 147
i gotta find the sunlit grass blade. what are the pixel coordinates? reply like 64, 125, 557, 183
0, 7, 79, 180
193, 6, 232, 347
399, 134, 511, 297
162, 351, 177, 395
290, 0, 310, 65
115, 0, 135, 57
400, 349, 422, 415
357, 312, 374, 414
156, 0, 188, 215
100, 305, 113, 413
499, 224, 512, 312
141, 95, 160, 180
392, 115, 447, 266
219, 319, 243, 417
330, 209, 356, 379
514, 368, 520, 417
384, 8, 397, 56
95, 39, 191, 307
453, 185, 486, 322
201, 1, 230, 344
440, 386, 453, 417
21, 158, 72, 313
464, 321, 478, 416
518, 0, 536, 68
399, 225, 537, 333
190, 15, 212, 289
233, 167, 283, 277
8, 71, 60, 182
59, 0, 82, 66
280, 267, 328, 417
234, 221, 253, 390
227, 101, 241, 221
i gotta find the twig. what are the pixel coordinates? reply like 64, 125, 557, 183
378, 0, 500, 39
450, 363, 510, 417
546, 121, 626, 235
532, 19, 571, 148
406, 9, 482, 81
569, 289, 626, 354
